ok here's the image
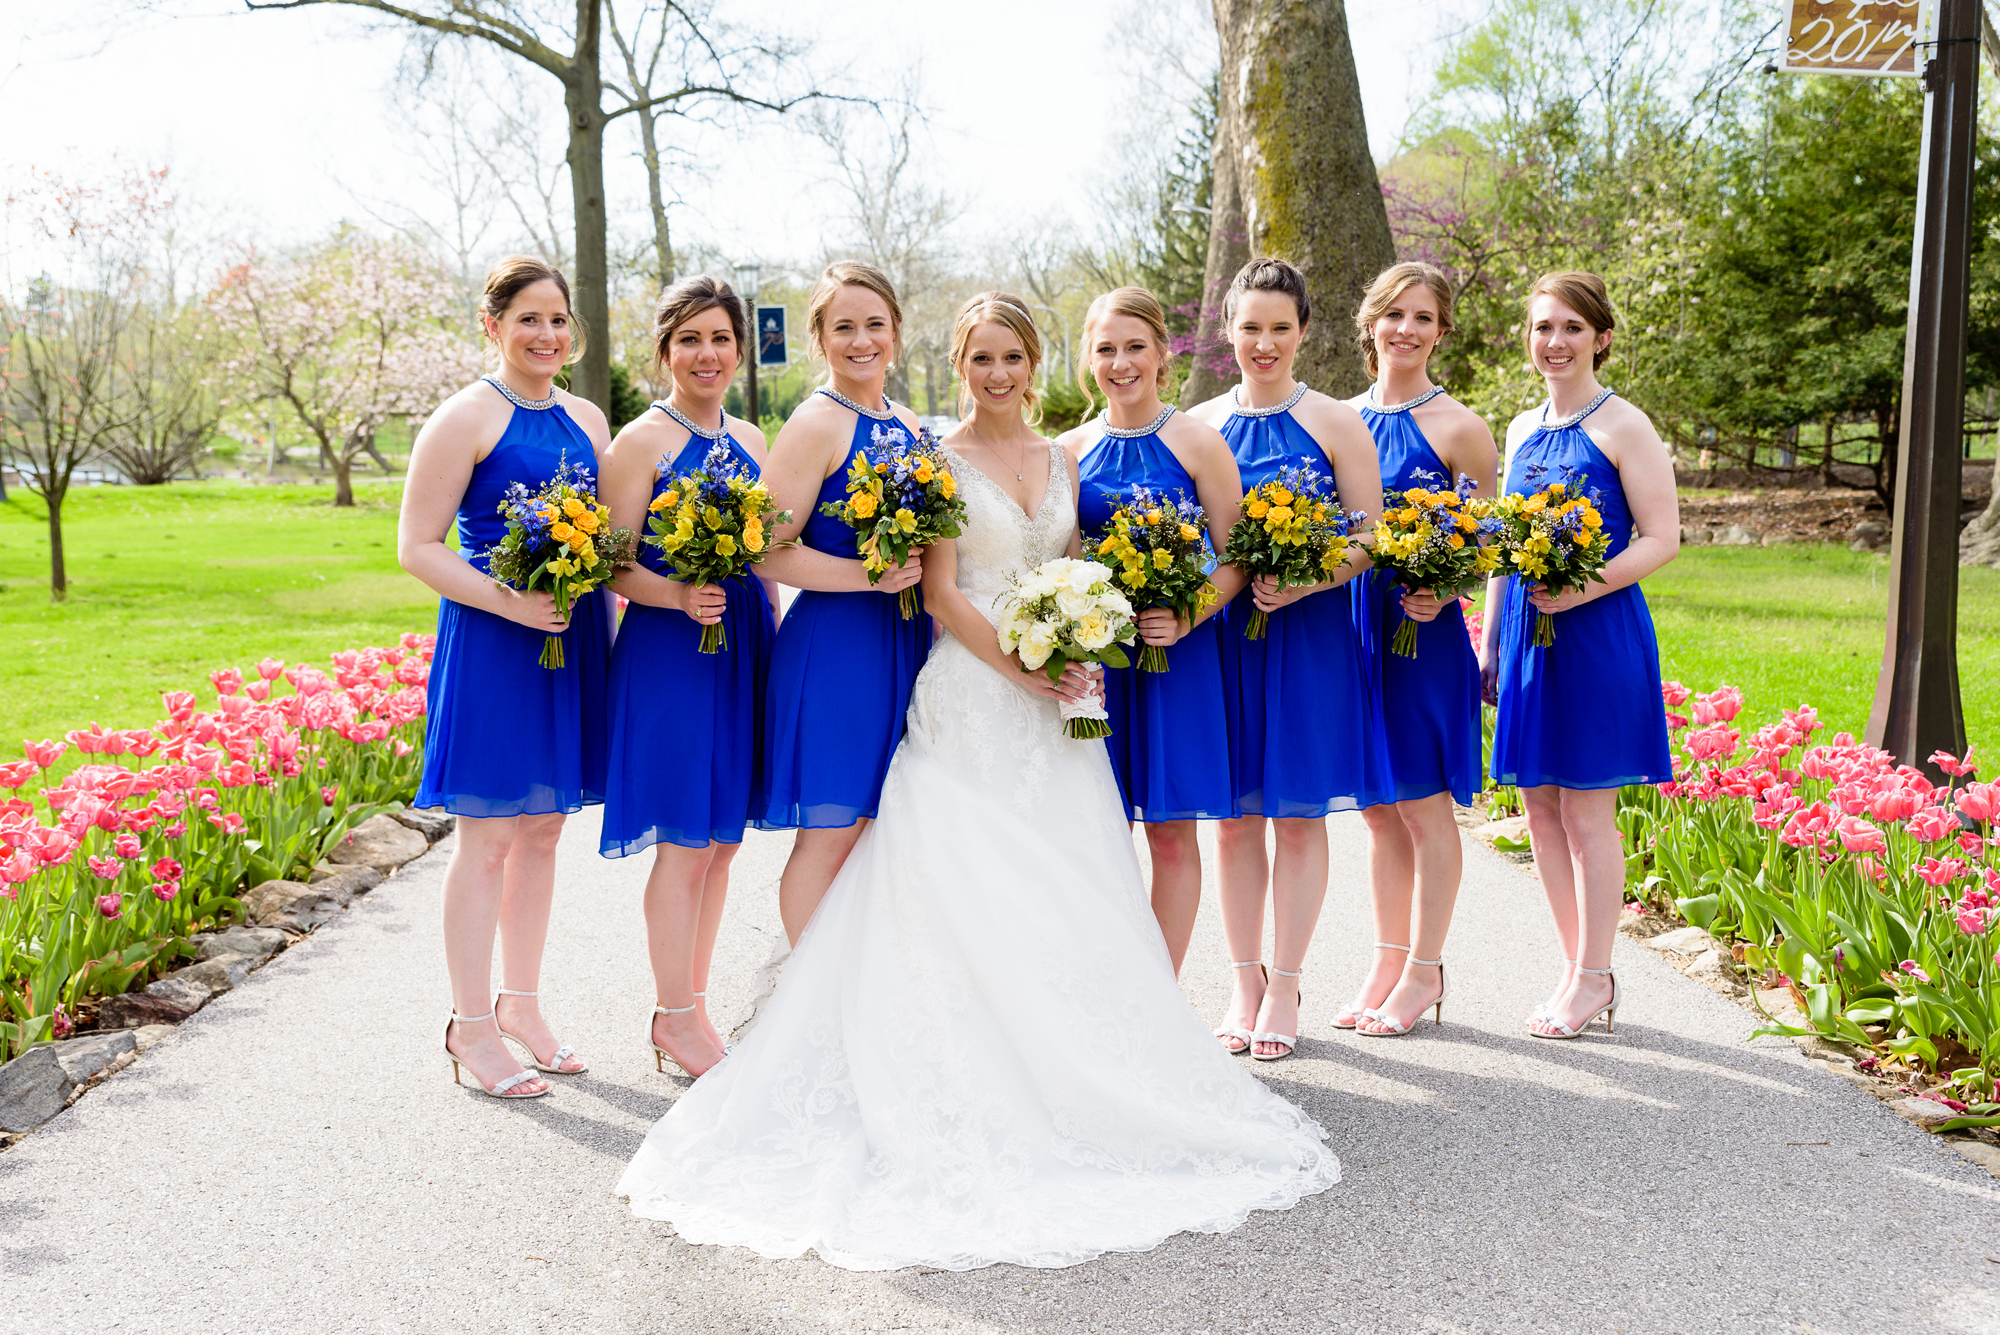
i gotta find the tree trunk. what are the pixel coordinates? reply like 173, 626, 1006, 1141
1182, 26, 1248, 409
45, 490, 66, 600
1197, 0, 1395, 402
639, 110, 675, 292
332, 457, 355, 508
565, 0, 611, 415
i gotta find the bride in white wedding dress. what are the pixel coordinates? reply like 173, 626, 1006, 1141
617, 293, 1338, 1271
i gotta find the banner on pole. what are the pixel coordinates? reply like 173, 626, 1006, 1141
757, 305, 788, 368
1781, 0, 1929, 77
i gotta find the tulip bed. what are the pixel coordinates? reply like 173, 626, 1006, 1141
1618, 684, 2000, 1122
0, 640, 432, 1061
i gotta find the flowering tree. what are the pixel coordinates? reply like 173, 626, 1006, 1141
210, 229, 482, 506
0, 165, 172, 597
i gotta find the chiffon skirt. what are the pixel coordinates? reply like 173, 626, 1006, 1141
1220, 585, 1393, 817
600, 580, 775, 856
415, 588, 610, 817
1100, 615, 1236, 822
754, 588, 931, 830
1351, 572, 1483, 806
1490, 578, 1673, 790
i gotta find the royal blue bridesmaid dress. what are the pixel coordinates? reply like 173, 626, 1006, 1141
1076, 407, 1235, 822
601, 411, 776, 856
416, 379, 611, 817
1491, 390, 1673, 789
1215, 386, 1393, 817
754, 392, 932, 830
1354, 388, 1483, 806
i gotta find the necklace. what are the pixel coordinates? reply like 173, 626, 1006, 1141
483, 375, 556, 411
963, 425, 1028, 481
1230, 382, 1308, 418
655, 399, 729, 441
1100, 404, 1176, 438
817, 386, 896, 420
1542, 387, 1615, 430
1368, 384, 1446, 414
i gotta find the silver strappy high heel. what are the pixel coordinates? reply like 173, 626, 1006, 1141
1250, 965, 1303, 1061
1527, 957, 1576, 1029
494, 988, 586, 1074
443, 1011, 548, 1098
1356, 957, 1448, 1036
1332, 943, 1408, 1029
1530, 965, 1620, 1039
1215, 960, 1265, 1055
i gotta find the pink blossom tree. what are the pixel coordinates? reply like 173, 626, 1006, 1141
209, 229, 482, 506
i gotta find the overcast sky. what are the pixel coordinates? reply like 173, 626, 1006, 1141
2, 1, 1475, 276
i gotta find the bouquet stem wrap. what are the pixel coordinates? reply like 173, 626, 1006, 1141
1058, 666, 1109, 739
540, 634, 565, 669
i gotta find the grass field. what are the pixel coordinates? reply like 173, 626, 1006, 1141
1, 481, 1995, 765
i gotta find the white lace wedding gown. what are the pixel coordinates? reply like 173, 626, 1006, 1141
617, 442, 1338, 1271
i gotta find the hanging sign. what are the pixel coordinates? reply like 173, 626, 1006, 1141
1781, 0, 1928, 77
757, 305, 788, 368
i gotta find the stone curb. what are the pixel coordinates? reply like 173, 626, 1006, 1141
0, 810, 454, 1147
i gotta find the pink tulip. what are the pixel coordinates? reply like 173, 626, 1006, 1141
50, 1007, 72, 1040
1906, 809, 1957, 844
87, 855, 123, 880
206, 811, 246, 835
1666, 711, 1690, 731
112, 831, 142, 859
161, 690, 196, 722
1916, 857, 1970, 887
149, 880, 179, 903
1957, 782, 1999, 824
1661, 680, 1692, 707
150, 856, 183, 880
391, 739, 414, 757
1782, 802, 1835, 849
0, 761, 36, 790
31, 828, 78, 865
1868, 780, 1922, 823
0, 848, 33, 884
1686, 724, 1740, 761
23, 738, 67, 769
1931, 747, 1978, 778
256, 656, 285, 681
1836, 816, 1887, 855
163, 820, 186, 839
209, 667, 243, 696
1707, 685, 1744, 721
121, 731, 161, 757
1961, 832, 1987, 857
95, 893, 123, 920
245, 680, 270, 702
1898, 960, 1932, 983
320, 785, 339, 806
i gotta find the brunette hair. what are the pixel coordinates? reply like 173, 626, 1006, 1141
806, 260, 903, 368
480, 255, 584, 364
1224, 257, 1312, 329
1524, 270, 1617, 370
1353, 262, 1455, 378
950, 292, 1044, 425
651, 274, 747, 373
1078, 286, 1175, 399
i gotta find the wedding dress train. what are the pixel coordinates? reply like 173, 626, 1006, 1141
617, 442, 1338, 1271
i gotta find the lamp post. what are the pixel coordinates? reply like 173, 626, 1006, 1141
735, 261, 761, 425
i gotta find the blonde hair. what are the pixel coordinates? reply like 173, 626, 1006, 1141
1353, 262, 1455, 378
1524, 270, 1617, 370
949, 292, 1044, 425
480, 255, 584, 366
806, 260, 903, 368
1078, 286, 1174, 400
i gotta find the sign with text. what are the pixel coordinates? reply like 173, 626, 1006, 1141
757, 305, 787, 368
1781, 0, 1927, 77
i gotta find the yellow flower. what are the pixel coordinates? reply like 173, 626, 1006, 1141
1247, 499, 1270, 520
743, 523, 765, 553
1311, 505, 1327, 523
1522, 494, 1547, 514
1146, 509, 1163, 526
715, 533, 737, 557
1270, 486, 1294, 506
703, 505, 724, 530
573, 510, 600, 534
895, 508, 917, 534
851, 491, 879, 519
562, 497, 586, 519
1269, 505, 1294, 525
913, 459, 935, 484
1447, 533, 1465, 550
1097, 535, 1118, 556
568, 532, 590, 554
550, 520, 575, 543
1457, 512, 1477, 533
1152, 548, 1172, 570
940, 473, 956, 499
549, 556, 574, 577
875, 461, 891, 475
648, 494, 672, 514
1583, 507, 1603, 530
1548, 482, 1567, 497
580, 544, 600, 569
1179, 523, 1198, 542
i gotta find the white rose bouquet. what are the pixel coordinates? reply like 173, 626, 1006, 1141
992, 557, 1139, 739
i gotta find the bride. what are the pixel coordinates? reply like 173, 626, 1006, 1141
618, 291, 1338, 1271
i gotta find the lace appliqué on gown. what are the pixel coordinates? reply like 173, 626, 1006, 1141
617, 441, 1338, 1273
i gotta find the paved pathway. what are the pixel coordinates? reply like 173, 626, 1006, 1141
5, 813, 1999, 1334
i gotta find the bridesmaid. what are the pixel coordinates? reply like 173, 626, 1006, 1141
600, 275, 777, 1077
401, 256, 609, 1099
1343, 262, 1497, 1037
754, 261, 930, 945
1186, 259, 1389, 1062
1482, 270, 1677, 1040
1059, 286, 1244, 976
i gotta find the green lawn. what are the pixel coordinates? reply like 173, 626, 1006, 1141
0, 482, 1995, 769
0, 482, 435, 752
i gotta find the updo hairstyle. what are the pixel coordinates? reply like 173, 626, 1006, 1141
949, 292, 1044, 424
1077, 286, 1175, 399
1224, 257, 1313, 329
651, 274, 747, 373
1352, 262, 1456, 377
1523, 270, 1617, 370
806, 260, 903, 368
480, 255, 584, 364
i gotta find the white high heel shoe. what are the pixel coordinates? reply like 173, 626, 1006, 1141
650, 1003, 725, 1076
1530, 965, 1620, 1039
1527, 957, 1576, 1030
1214, 960, 1265, 1055
494, 988, 586, 1074
1250, 965, 1303, 1062
443, 1012, 548, 1099
1356, 958, 1448, 1037
1332, 943, 1408, 1030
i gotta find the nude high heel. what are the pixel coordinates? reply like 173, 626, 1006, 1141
443, 1012, 548, 1099
650, 1003, 726, 1076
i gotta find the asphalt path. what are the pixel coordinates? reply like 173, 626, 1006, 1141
4, 811, 1999, 1334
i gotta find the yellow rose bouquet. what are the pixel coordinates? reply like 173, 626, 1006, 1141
1090, 486, 1218, 673
819, 422, 968, 620
644, 443, 794, 653
992, 557, 1139, 739
1489, 465, 1612, 647
486, 458, 637, 668
1369, 469, 1500, 658
1221, 465, 1365, 641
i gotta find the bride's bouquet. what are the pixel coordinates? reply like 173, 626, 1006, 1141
993, 558, 1138, 739
1090, 486, 1217, 673
645, 443, 792, 653
819, 421, 967, 619
486, 457, 637, 668
1489, 465, 1611, 647
1368, 468, 1499, 658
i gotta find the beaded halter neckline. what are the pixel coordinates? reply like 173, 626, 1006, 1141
1230, 383, 1308, 418
1100, 404, 1176, 438
817, 386, 897, 420
483, 376, 557, 411
1367, 384, 1447, 415
1541, 387, 1616, 430
655, 399, 730, 441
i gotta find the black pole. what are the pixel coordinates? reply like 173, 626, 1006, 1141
747, 342, 760, 427
1867, 0, 1976, 774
